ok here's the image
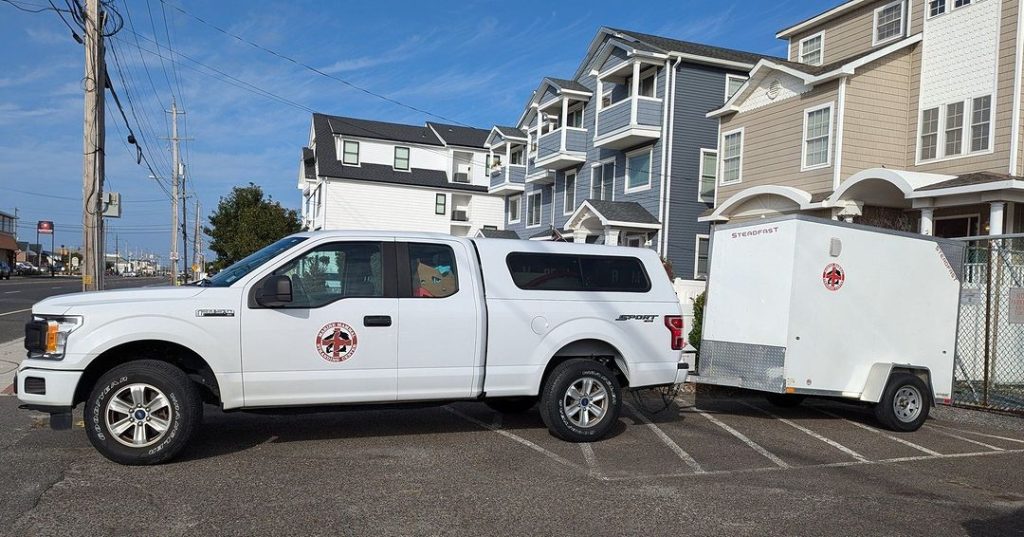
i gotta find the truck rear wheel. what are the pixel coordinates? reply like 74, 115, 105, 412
874, 372, 929, 432
539, 359, 621, 442
84, 360, 202, 465
485, 397, 537, 414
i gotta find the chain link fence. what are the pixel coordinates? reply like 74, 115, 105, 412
953, 235, 1024, 413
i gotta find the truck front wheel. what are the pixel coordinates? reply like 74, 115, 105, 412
874, 372, 930, 432
84, 360, 203, 465
539, 359, 621, 442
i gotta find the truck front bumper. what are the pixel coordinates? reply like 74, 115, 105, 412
15, 367, 81, 408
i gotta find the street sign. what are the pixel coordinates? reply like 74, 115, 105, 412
37, 221, 53, 234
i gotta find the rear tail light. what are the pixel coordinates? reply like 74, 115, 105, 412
664, 315, 685, 350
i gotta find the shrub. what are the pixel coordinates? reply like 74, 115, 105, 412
688, 291, 705, 355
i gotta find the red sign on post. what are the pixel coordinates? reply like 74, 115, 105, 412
37, 221, 54, 234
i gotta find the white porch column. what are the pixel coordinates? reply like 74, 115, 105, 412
990, 202, 1006, 236
595, 78, 603, 135
630, 61, 641, 122
560, 96, 569, 150
919, 208, 934, 236
604, 226, 620, 246
573, 230, 588, 244
504, 143, 511, 174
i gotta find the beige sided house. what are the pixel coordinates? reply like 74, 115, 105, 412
705, 0, 1024, 238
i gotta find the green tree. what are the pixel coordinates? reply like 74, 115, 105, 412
688, 291, 705, 355
204, 183, 301, 270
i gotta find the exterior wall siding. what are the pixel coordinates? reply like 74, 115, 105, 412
788, 0, 921, 65
637, 98, 663, 126
597, 100, 631, 136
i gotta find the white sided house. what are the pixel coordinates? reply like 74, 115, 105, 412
300, 114, 506, 237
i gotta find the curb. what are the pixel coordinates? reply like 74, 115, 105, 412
0, 338, 24, 396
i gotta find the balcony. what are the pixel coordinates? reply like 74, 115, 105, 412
489, 165, 526, 195
594, 97, 662, 150
535, 128, 587, 170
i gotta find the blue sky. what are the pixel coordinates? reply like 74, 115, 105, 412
0, 0, 837, 262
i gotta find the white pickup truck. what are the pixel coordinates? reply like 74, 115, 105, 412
16, 232, 687, 464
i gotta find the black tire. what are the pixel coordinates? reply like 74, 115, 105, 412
485, 397, 537, 414
539, 359, 621, 442
85, 360, 202, 465
765, 393, 806, 408
874, 372, 930, 432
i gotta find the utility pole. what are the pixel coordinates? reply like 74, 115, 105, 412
168, 99, 181, 286
82, 0, 105, 291
114, 232, 119, 275
193, 198, 201, 279
181, 190, 188, 283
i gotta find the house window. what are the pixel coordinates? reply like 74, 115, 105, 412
601, 89, 612, 108
626, 149, 652, 192
394, 146, 410, 170
725, 75, 747, 101
873, 1, 905, 45
954, 0, 970, 6
920, 108, 939, 160
799, 33, 823, 66
929, 0, 946, 16
971, 95, 991, 152
342, 140, 359, 165
802, 104, 833, 169
526, 191, 542, 227
944, 102, 964, 156
508, 195, 521, 224
510, 147, 524, 165
591, 161, 614, 200
638, 70, 656, 98
567, 106, 584, 128
435, 194, 446, 215
563, 172, 576, 215
721, 130, 743, 184
699, 149, 717, 203
695, 235, 710, 280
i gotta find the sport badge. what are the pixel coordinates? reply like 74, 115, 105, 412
316, 322, 358, 362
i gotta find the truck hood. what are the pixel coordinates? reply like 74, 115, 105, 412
34, 286, 208, 315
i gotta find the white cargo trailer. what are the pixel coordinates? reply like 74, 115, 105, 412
697, 215, 965, 431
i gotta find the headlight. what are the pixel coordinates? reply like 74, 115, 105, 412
29, 315, 83, 359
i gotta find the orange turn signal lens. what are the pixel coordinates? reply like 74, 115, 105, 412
45, 322, 59, 354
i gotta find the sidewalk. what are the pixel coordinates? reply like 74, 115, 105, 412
0, 338, 22, 395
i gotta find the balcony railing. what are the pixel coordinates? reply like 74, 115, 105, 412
489, 165, 526, 191
595, 97, 662, 149
536, 128, 587, 169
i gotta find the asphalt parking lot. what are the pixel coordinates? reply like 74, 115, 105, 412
1, 388, 1023, 536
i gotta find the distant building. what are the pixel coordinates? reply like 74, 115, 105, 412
299, 114, 506, 237
0, 210, 15, 267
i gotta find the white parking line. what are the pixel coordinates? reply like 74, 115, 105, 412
0, 308, 31, 317
927, 427, 1004, 451
692, 408, 789, 468
811, 407, 942, 456
3, 291, 20, 294
626, 403, 706, 474
928, 423, 1024, 445
580, 443, 601, 478
444, 406, 586, 474
739, 401, 869, 462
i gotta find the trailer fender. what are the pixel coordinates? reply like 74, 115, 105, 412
860, 363, 934, 404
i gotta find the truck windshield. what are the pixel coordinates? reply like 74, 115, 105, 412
203, 236, 308, 287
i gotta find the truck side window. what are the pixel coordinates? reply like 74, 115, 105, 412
506, 253, 650, 292
274, 242, 384, 308
407, 243, 458, 298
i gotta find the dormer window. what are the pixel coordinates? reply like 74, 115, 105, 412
873, 0, 906, 46
342, 140, 359, 165
394, 146, 410, 171
799, 33, 823, 66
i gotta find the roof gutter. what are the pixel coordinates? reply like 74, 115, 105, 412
667, 51, 756, 71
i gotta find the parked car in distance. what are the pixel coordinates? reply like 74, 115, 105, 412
0, 261, 11, 280
16, 231, 687, 465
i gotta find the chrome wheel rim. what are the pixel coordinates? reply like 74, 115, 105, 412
893, 385, 923, 423
562, 377, 608, 428
105, 383, 173, 448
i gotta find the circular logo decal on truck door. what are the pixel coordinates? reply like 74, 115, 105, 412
316, 322, 358, 362
822, 263, 845, 291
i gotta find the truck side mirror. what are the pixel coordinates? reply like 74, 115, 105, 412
257, 275, 293, 307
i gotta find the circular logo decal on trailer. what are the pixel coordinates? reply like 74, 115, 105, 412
822, 263, 845, 291
316, 322, 358, 363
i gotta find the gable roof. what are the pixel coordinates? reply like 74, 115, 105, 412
545, 77, 590, 93
606, 27, 775, 66
476, 228, 521, 239
585, 199, 661, 225
427, 122, 491, 149
915, 172, 1023, 192
316, 113, 444, 146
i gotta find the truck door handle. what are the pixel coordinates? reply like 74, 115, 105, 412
363, 315, 392, 327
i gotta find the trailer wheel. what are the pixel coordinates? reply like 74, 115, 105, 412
874, 373, 929, 432
485, 397, 537, 414
539, 359, 621, 442
85, 360, 203, 465
765, 393, 806, 408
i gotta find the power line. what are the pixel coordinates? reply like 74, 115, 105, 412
118, 0, 169, 135
1, 0, 67, 13
157, 0, 471, 127
0, 185, 167, 202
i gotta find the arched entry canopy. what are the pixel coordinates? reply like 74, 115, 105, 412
699, 185, 817, 222
830, 168, 955, 208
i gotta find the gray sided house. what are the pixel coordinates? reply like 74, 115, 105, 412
487, 28, 770, 281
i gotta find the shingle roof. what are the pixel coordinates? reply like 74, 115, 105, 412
477, 229, 521, 239
311, 115, 486, 193
546, 77, 590, 93
585, 200, 660, 225
495, 126, 528, 139
607, 28, 777, 65
317, 113, 444, 146
427, 122, 491, 149
528, 227, 566, 240
916, 172, 1022, 191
